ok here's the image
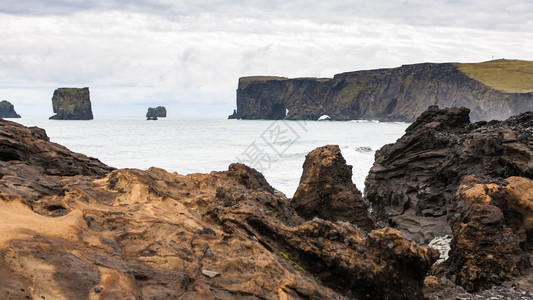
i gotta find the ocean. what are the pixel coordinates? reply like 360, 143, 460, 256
13, 116, 409, 197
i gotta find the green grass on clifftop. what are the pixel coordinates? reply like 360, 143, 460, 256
455, 59, 533, 93
239, 76, 289, 89
0, 100, 13, 107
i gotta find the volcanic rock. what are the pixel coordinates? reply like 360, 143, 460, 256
146, 106, 166, 118
291, 145, 376, 231
365, 105, 533, 244
0, 121, 438, 299
0, 118, 112, 177
445, 175, 532, 292
231, 60, 533, 122
0, 100, 21, 118
49, 87, 93, 120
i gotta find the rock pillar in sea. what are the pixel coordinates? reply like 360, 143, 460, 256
49, 87, 93, 120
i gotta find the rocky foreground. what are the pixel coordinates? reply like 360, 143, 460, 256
0, 118, 437, 299
0, 105, 532, 299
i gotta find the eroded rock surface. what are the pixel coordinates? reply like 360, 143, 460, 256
365, 105, 533, 244
445, 175, 532, 292
0, 120, 438, 299
291, 145, 376, 232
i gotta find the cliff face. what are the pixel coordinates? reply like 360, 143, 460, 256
146, 106, 167, 118
49, 87, 93, 120
0, 100, 20, 118
231, 61, 533, 122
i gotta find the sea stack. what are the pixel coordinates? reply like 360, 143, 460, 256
146, 106, 166, 119
0, 100, 21, 118
49, 87, 93, 120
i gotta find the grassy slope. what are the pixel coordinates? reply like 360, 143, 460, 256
454, 59, 533, 93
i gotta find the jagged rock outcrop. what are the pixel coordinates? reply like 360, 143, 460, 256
291, 145, 376, 232
230, 60, 533, 122
0, 118, 112, 177
364, 106, 533, 244
0, 100, 20, 118
49, 87, 93, 120
0, 121, 439, 299
445, 176, 532, 292
0, 118, 113, 208
146, 106, 166, 118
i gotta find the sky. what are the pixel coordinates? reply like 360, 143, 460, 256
1, 1, 532, 117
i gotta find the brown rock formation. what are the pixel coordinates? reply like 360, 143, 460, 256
291, 145, 376, 232
0, 118, 112, 177
445, 176, 532, 292
0, 120, 438, 299
365, 105, 533, 244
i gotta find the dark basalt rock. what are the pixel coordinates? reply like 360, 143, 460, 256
49, 87, 93, 120
364, 105, 533, 244
0, 100, 21, 118
291, 145, 376, 232
146, 106, 166, 118
230, 63, 533, 122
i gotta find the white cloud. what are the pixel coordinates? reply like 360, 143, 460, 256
0, 1, 532, 116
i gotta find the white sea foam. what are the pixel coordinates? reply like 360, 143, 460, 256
14, 116, 408, 197
428, 235, 453, 263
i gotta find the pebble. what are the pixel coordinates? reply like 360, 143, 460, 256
202, 269, 220, 278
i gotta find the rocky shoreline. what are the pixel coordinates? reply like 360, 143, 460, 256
0, 106, 531, 299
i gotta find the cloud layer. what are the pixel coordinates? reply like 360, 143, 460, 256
1, 1, 532, 116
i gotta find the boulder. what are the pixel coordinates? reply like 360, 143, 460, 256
146, 106, 166, 118
291, 145, 376, 231
0, 100, 21, 118
365, 105, 533, 244
446, 176, 533, 292
49, 87, 93, 120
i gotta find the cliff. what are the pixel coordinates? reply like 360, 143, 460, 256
146, 106, 167, 118
230, 59, 533, 122
0, 100, 20, 118
49, 87, 93, 120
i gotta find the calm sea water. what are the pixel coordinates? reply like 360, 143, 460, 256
14, 116, 409, 197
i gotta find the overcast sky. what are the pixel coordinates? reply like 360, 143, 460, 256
1, 1, 532, 117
